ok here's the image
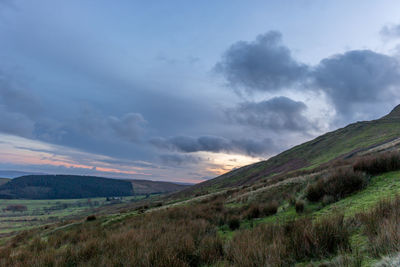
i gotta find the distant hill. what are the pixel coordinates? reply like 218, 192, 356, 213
0, 170, 47, 178
128, 179, 190, 195
177, 104, 400, 197
0, 175, 133, 199
0, 178, 10, 186
0, 175, 190, 199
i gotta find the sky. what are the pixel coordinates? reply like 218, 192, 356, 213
1, 1, 400, 183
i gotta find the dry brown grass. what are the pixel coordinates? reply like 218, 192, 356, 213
306, 167, 367, 202
357, 195, 400, 257
227, 213, 350, 266
353, 151, 400, 175
0, 198, 354, 267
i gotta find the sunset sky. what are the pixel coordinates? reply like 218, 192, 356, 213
1, 1, 400, 183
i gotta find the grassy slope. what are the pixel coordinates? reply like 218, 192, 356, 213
217, 171, 400, 266
128, 179, 189, 195
254, 171, 400, 224
177, 111, 400, 197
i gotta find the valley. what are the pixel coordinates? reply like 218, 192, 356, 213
2, 106, 400, 266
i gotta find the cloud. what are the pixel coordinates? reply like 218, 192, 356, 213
216, 31, 400, 122
0, 70, 41, 138
107, 113, 146, 142
159, 154, 201, 166
75, 107, 146, 143
0, 71, 41, 118
0, 106, 35, 137
151, 135, 277, 157
226, 96, 313, 132
215, 31, 308, 93
380, 24, 400, 39
312, 50, 400, 119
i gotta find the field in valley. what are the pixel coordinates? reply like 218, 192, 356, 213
0, 194, 155, 237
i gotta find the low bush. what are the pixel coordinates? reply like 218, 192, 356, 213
357, 195, 400, 256
353, 151, 400, 175
305, 180, 325, 202
3, 204, 27, 212
86, 215, 96, 221
322, 195, 335, 206
287, 194, 297, 206
246, 204, 261, 219
245, 201, 279, 220
295, 200, 304, 213
227, 213, 350, 266
228, 217, 241, 230
306, 168, 367, 202
262, 201, 279, 216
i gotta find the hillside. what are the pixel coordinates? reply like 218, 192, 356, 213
177, 104, 400, 197
128, 179, 189, 195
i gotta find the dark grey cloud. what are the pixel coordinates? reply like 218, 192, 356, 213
151, 135, 277, 156
0, 71, 40, 137
159, 154, 201, 166
380, 24, 400, 39
0, 71, 41, 118
0, 107, 34, 137
215, 31, 308, 93
226, 96, 313, 132
216, 31, 400, 122
313, 50, 400, 118
74, 106, 146, 143
107, 113, 146, 142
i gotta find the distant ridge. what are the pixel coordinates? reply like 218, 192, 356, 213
0, 175, 189, 199
0, 170, 47, 179
0, 175, 133, 199
383, 104, 400, 119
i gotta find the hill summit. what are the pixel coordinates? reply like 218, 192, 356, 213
384, 104, 400, 119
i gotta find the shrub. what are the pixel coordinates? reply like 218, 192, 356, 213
262, 201, 279, 216
3, 204, 27, 212
295, 200, 304, 213
322, 195, 335, 206
287, 194, 297, 206
306, 168, 367, 202
357, 195, 400, 256
227, 213, 350, 266
305, 180, 325, 202
228, 217, 241, 230
353, 151, 400, 175
86, 215, 96, 221
324, 168, 366, 200
246, 205, 261, 219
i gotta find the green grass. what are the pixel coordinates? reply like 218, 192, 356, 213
216, 170, 400, 265
232, 171, 400, 266
308, 122, 400, 168
246, 170, 400, 226
315, 171, 400, 219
